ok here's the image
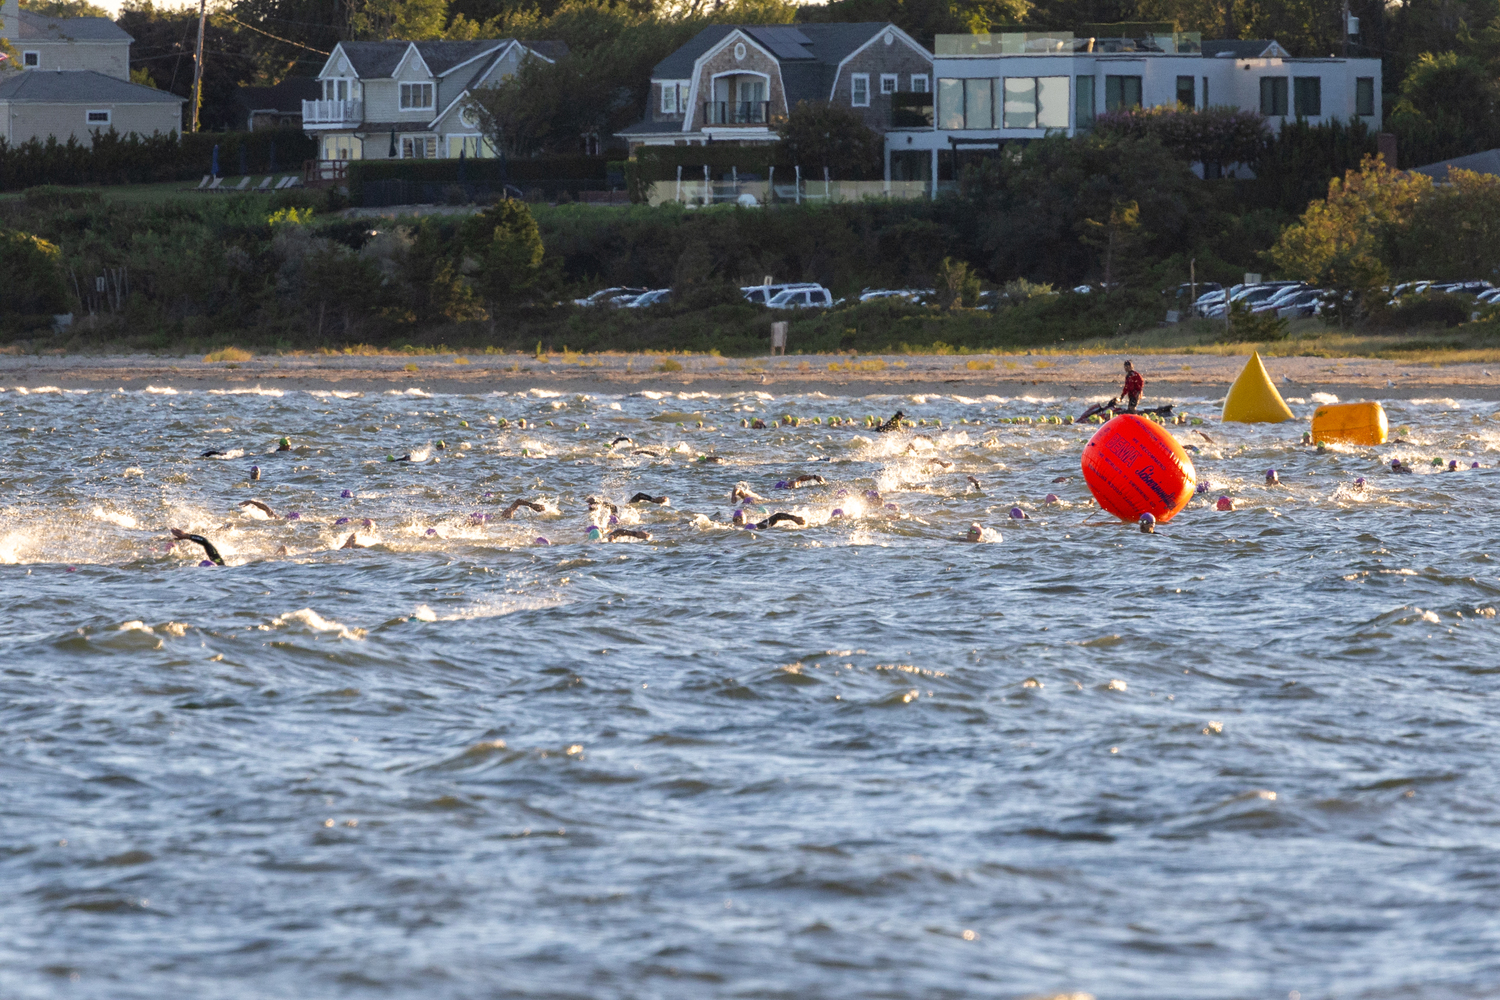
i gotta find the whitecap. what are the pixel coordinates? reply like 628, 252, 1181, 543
118, 621, 154, 633
271, 608, 365, 641
1310, 392, 1339, 404
93, 506, 137, 528
209, 386, 284, 397
1410, 398, 1459, 407
16, 386, 62, 394
530, 389, 563, 398
144, 386, 178, 395
633, 391, 666, 400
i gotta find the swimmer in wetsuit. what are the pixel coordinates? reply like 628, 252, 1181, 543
629, 493, 670, 505
608, 527, 653, 541
737, 512, 806, 529
787, 475, 826, 488
502, 500, 547, 518
170, 528, 225, 565
875, 410, 905, 433
238, 499, 278, 519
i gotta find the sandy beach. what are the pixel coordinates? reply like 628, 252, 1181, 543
1, 350, 1496, 399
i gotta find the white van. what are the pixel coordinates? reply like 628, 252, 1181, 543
742, 282, 822, 305
767, 286, 833, 310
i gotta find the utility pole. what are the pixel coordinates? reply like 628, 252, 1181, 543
190, 0, 207, 132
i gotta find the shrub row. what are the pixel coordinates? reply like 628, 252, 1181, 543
0, 127, 318, 191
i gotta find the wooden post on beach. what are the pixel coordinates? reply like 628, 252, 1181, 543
770, 321, 788, 356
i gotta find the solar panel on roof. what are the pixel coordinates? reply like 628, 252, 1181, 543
745, 25, 814, 59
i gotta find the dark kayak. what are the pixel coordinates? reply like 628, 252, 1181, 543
1078, 402, 1175, 421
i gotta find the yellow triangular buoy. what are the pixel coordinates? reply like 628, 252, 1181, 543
1222, 351, 1295, 423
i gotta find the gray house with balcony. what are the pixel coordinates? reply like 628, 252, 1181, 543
615, 22, 932, 150
301, 38, 565, 160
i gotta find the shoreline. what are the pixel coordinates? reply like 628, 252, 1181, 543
1, 351, 1497, 399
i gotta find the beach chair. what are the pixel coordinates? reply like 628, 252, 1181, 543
195, 175, 212, 190
274, 176, 294, 190
255, 176, 274, 191
230, 177, 250, 192
283, 176, 302, 189
206, 176, 224, 191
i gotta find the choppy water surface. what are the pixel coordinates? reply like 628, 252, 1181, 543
2, 382, 1499, 1000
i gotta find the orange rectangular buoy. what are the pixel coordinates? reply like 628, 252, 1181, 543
1311, 401, 1388, 445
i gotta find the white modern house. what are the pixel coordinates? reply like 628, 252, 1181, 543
887, 32, 1382, 186
0, 0, 184, 144
301, 38, 564, 161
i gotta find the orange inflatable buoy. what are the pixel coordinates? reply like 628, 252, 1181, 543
1311, 400, 1387, 445
1081, 414, 1197, 523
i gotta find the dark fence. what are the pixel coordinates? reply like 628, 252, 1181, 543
0, 127, 318, 191
359, 178, 624, 208
349, 157, 617, 206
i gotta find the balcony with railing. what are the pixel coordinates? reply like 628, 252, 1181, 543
890, 92, 934, 129
302, 99, 364, 126
703, 101, 770, 126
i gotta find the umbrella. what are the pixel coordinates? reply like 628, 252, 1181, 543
389, 129, 397, 158
211, 143, 219, 177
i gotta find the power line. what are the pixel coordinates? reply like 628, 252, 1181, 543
214, 10, 330, 54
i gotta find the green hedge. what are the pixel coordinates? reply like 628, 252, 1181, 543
347, 156, 609, 201
0, 127, 316, 191
631, 145, 782, 183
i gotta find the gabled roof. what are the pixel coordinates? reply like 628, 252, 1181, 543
1203, 40, 1291, 59
331, 38, 566, 81
0, 69, 184, 103
15, 9, 132, 42
651, 22, 900, 79
1412, 148, 1500, 181
235, 77, 321, 113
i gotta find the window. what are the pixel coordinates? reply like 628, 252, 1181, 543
1075, 75, 1094, 126
910, 74, 929, 93
937, 78, 964, 128
1203, 76, 1209, 107
1104, 75, 1142, 111
1176, 75, 1194, 109
966, 78, 993, 128
337, 79, 348, 101
1294, 76, 1321, 117
400, 83, 433, 110
401, 136, 437, 158
23, 51, 40, 68
1356, 76, 1375, 116
1260, 77, 1288, 116
86, 110, 111, 125
851, 73, 870, 106
660, 82, 679, 114
1001, 76, 1068, 129
881, 73, 899, 95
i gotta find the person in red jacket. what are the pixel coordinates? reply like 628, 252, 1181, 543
1119, 360, 1145, 411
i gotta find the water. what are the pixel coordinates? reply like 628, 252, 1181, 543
2, 383, 1499, 1000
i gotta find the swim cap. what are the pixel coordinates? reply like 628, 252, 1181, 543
966, 523, 983, 541
425, 528, 437, 536
836, 489, 848, 498
340, 489, 353, 499
774, 481, 788, 489
199, 559, 215, 567
1195, 481, 1208, 494
830, 508, 844, 519
1473, 462, 1481, 469
1432, 456, 1444, 466
534, 537, 550, 545
334, 517, 350, 526
1449, 460, 1459, 471
1354, 477, 1366, 488
1009, 506, 1027, 519
279, 437, 290, 448
1391, 459, 1401, 469
1265, 469, 1279, 484
865, 490, 881, 501
250, 465, 261, 480
608, 515, 619, 526
361, 519, 374, 528
1138, 512, 1156, 533
587, 526, 602, 540
1216, 496, 1234, 511
287, 512, 301, 520
1044, 493, 1059, 503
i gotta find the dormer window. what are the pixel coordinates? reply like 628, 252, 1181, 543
23, 51, 40, 68
400, 83, 434, 110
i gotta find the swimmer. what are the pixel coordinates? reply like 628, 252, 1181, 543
169, 528, 225, 566
751, 419, 768, 429
696, 454, 725, 464
962, 522, 993, 542
341, 519, 377, 549
1009, 506, 1028, 520
1390, 459, 1413, 474
610, 436, 633, 447
1194, 429, 1216, 445
787, 475, 826, 488
967, 475, 983, 491
1139, 512, 1156, 534
201, 449, 227, 458
1215, 496, 1234, 510
753, 512, 806, 529
1448, 460, 1459, 472
629, 493, 670, 505
276, 437, 291, 452
238, 499, 278, 519
587, 496, 619, 516
502, 500, 547, 518
1353, 476, 1367, 492
732, 484, 766, 503
875, 410, 906, 434
924, 459, 955, 471
608, 527, 652, 541
250, 465, 261, 481
1265, 469, 1280, 485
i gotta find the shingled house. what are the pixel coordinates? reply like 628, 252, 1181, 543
0, 0, 183, 144
615, 23, 932, 150
300, 38, 565, 160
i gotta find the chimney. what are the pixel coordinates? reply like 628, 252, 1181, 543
1, 0, 20, 43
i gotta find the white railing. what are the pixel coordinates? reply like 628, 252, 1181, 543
301, 99, 363, 124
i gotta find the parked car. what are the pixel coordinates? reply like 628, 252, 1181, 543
767, 286, 833, 309
743, 282, 822, 305
1249, 283, 1310, 314
1204, 281, 1302, 318
625, 289, 672, 308
859, 288, 934, 304
573, 286, 647, 307
1269, 288, 1326, 318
